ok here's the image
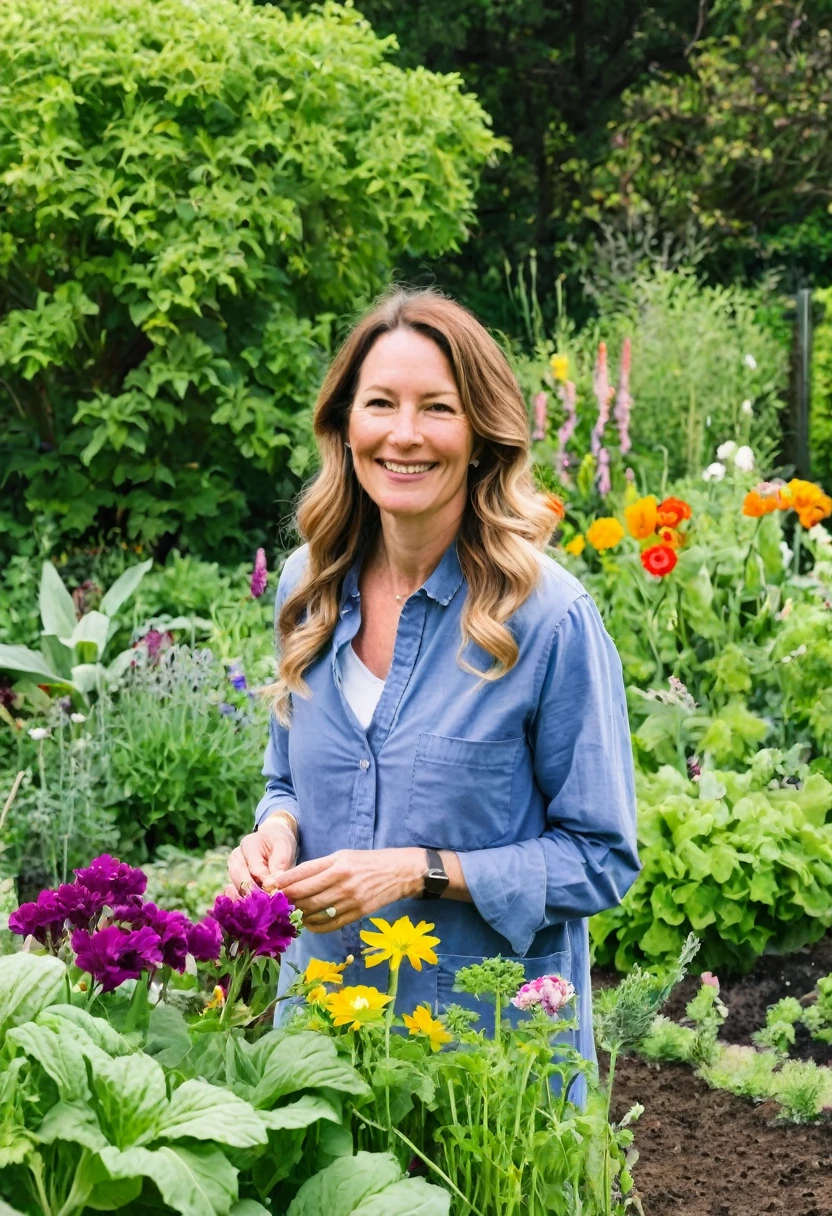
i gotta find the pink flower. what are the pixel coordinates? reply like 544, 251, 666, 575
511, 973, 576, 1017
590, 341, 611, 460
555, 380, 578, 481
531, 392, 548, 442
613, 337, 633, 455
701, 972, 720, 991
250, 548, 268, 598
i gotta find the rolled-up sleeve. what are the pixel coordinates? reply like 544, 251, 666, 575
254, 556, 303, 831
458, 594, 640, 955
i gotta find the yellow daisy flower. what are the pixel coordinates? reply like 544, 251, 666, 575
550, 353, 569, 382
306, 984, 327, 1004
360, 916, 441, 972
402, 1004, 453, 1052
564, 535, 586, 557
323, 985, 392, 1031
586, 517, 625, 551
303, 958, 351, 987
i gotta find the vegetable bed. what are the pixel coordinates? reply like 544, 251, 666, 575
596, 935, 832, 1216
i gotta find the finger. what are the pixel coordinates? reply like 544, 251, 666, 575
280, 871, 343, 904
275, 855, 335, 889
240, 834, 269, 887
291, 884, 347, 917
222, 883, 241, 901
304, 905, 360, 934
227, 846, 254, 895
264, 834, 298, 886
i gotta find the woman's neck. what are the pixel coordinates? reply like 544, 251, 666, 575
372, 505, 462, 594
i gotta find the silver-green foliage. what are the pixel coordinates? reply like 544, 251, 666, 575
0, 0, 504, 551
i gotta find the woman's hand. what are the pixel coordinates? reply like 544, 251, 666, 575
275, 847, 425, 933
224, 815, 298, 900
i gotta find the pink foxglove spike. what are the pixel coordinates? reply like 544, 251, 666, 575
597, 446, 612, 496
613, 337, 633, 455
555, 380, 578, 482
590, 341, 610, 459
250, 548, 268, 598
531, 391, 548, 441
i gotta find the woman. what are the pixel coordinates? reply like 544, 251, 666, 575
226, 287, 639, 1086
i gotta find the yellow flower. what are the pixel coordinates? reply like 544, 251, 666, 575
785, 478, 832, 528
402, 1004, 453, 1052
624, 495, 658, 540
202, 985, 226, 1014
306, 985, 327, 1005
360, 915, 440, 972
586, 517, 625, 551
303, 958, 350, 987
549, 353, 569, 382
564, 535, 586, 557
323, 985, 392, 1030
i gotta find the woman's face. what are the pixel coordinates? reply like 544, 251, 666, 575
347, 328, 475, 524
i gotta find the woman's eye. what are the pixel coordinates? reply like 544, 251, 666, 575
367, 398, 393, 408
427, 402, 454, 413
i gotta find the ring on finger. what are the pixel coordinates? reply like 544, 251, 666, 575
324, 905, 337, 919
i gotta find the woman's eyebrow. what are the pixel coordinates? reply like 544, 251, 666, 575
363, 384, 460, 399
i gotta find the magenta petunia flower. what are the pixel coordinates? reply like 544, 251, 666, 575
71, 924, 163, 992
55, 882, 107, 927
112, 901, 193, 972
211, 888, 296, 958
511, 974, 576, 1017
9, 890, 66, 947
74, 855, 147, 905
136, 629, 173, 662
188, 916, 223, 962
250, 548, 268, 598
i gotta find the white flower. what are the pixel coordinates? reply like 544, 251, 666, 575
703, 462, 727, 482
782, 644, 807, 664
717, 440, 737, 461
706, 415, 712, 427
780, 540, 793, 569
741, 398, 754, 416
28, 727, 51, 741
733, 445, 755, 473
744, 353, 758, 370
70, 712, 87, 724
808, 524, 832, 546
73, 738, 89, 752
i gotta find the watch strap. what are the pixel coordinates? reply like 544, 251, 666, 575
421, 847, 449, 900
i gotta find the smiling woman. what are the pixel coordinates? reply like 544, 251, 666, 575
224, 287, 640, 1100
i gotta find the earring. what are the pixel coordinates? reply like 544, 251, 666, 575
469, 457, 479, 468
344, 442, 352, 450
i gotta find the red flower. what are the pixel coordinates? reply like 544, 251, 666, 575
641, 544, 678, 577
656, 497, 692, 528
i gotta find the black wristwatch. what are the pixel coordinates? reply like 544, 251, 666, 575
421, 847, 449, 900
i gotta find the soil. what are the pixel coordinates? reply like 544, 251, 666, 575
593, 936, 832, 1216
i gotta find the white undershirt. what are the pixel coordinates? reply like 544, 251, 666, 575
338, 643, 386, 729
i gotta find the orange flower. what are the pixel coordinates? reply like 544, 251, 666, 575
742, 490, 779, 518
641, 544, 678, 577
543, 491, 564, 522
797, 494, 832, 529
785, 479, 832, 529
586, 517, 625, 551
624, 495, 658, 540
658, 526, 684, 549
656, 497, 692, 528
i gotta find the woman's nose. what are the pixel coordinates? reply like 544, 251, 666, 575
389, 404, 423, 447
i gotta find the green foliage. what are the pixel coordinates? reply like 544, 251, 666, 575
752, 996, 804, 1055
0, 0, 501, 556
591, 754, 832, 974
811, 286, 832, 488
593, 933, 699, 1057
143, 847, 230, 921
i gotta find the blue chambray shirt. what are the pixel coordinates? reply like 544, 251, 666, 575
256, 540, 639, 1090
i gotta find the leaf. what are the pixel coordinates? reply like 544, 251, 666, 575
144, 1002, 192, 1069
0, 1200, 29, 1215
7, 1021, 90, 1101
88, 1050, 167, 1149
95, 1144, 238, 1216
149, 1080, 268, 1149
83, 1176, 143, 1211
0, 642, 59, 684
100, 559, 153, 617
39, 561, 78, 640
256, 1093, 341, 1131
71, 662, 103, 693
38, 1004, 133, 1057
66, 610, 110, 659
287, 1151, 403, 1216
230, 1203, 270, 1216
352, 1179, 450, 1216
40, 633, 75, 680
0, 953, 66, 1032
36, 1100, 108, 1151
251, 1032, 370, 1108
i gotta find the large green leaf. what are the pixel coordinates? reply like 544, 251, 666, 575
100, 559, 153, 617
143, 1002, 192, 1069
251, 1032, 371, 1108
95, 1144, 238, 1216
0, 642, 59, 684
38, 1004, 133, 1056
0, 1200, 29, 1215
66, 610, 110, 659
230, 1203, 270, 1216
40, 633, 75, 680
7, 1021, 90, 1100
149, 1080, 268, 1149
0, 954, 66, 1033
257, 1093, 340, 1131
40, 561, 78, 640
36, 1100, 108, 1152
84, 1177, 143, 1211
88, 1051, 167, 1149
287, 1152, 450, 1216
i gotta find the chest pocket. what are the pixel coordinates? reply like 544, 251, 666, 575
405, 733, 523, 851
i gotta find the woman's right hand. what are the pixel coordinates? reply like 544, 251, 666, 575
224, 815, 298, 900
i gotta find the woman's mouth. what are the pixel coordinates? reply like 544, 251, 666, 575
377, 460, 437, 475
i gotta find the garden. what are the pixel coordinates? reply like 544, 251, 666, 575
2, 0, 832, 1212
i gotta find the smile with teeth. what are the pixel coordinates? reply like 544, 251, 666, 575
380, 460, 436, 474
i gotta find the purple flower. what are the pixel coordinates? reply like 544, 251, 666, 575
612, 337, 633, 456
250, 548, 268, 598
555, 380, 577, 484
227, 665, 247, 692
218, 702, 236, 717
188, 916, 223, 962
55, 882, 107, 928
112, 901, 193, 972
531, 391, 548, 442
511, 974, 576, 1017
211, 888, 297, 958
74, 855, 147, 905
71, 924, 163, 992
9, 890, 66, 947
687, 754, 702, 782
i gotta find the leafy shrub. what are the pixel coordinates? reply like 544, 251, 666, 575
811, 285, 832, 489
591, 752, 832, 974
0, 0, 502, 557
143, 846, 230, 920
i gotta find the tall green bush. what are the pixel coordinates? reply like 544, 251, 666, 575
0, 0, 502, 557
811, 286, 832, 489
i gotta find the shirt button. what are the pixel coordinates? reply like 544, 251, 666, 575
359, 759, 370, 771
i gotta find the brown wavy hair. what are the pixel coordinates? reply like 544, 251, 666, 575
271, 287, 561, 723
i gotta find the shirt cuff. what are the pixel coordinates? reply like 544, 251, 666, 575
254, 792, 301, 832
458, 838, 547, 956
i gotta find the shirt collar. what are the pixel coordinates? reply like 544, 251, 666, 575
338, 539, 464, 610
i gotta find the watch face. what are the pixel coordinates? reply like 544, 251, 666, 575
427, 869, 446, 881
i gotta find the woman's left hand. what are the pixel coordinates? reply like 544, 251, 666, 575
271, 847, 425, 932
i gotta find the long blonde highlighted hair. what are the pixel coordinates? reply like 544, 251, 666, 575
272, 287, 560, 723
